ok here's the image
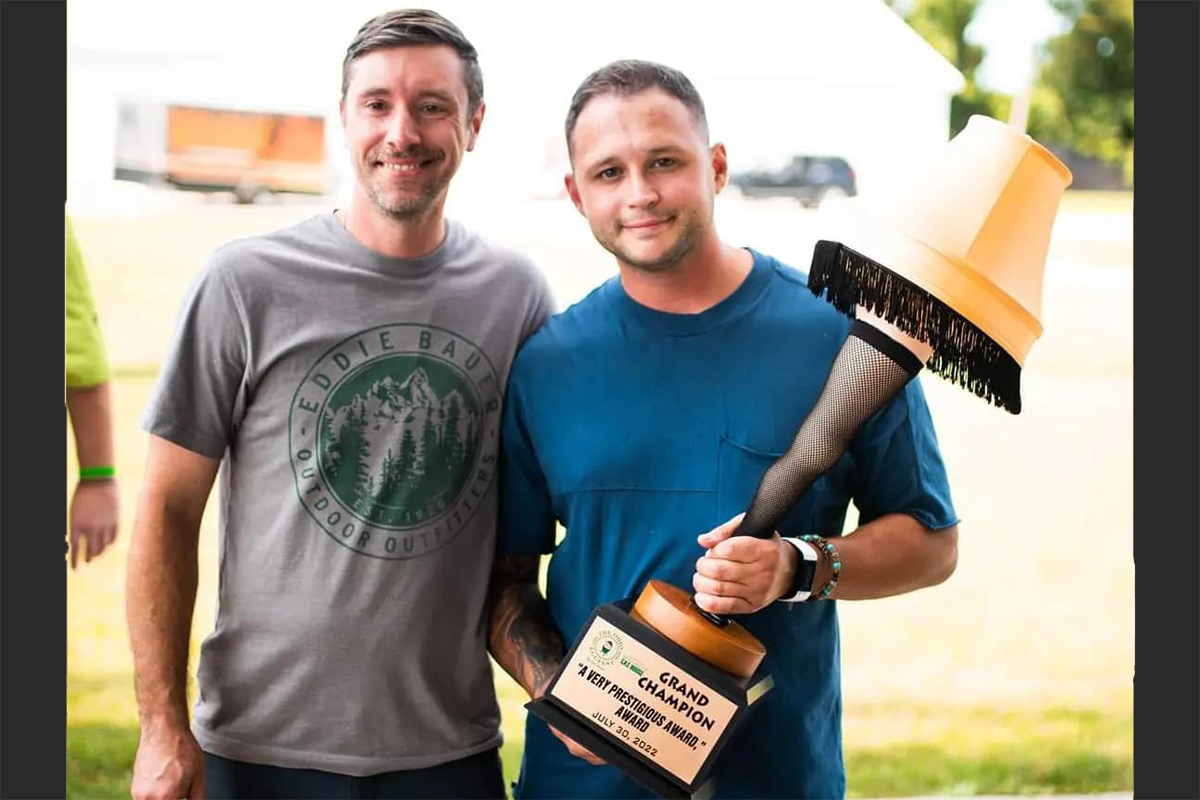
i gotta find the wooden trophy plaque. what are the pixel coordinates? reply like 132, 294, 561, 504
526, 580, 774, 798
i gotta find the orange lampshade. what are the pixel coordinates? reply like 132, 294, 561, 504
808, 115, 1073, 413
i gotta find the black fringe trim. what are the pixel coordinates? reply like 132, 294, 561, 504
808, 240, 1024, 414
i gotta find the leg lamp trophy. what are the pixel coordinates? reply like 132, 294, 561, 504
528, 115, 1074, 798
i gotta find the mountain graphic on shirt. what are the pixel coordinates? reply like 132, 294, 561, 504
318, 359, 481, 526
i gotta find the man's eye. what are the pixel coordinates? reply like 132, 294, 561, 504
653, 157, 677, 169
598, 167, 621, 180
366, 101, 388, 112
421, 104, 446, 114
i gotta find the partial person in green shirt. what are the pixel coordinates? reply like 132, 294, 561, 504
66, 211, 119, 568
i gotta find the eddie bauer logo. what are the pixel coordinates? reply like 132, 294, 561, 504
288, 324, 501, 559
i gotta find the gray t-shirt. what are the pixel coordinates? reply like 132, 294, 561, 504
143, 212, 554, 775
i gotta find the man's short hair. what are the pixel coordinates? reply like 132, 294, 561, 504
564, 59, 709, 154
342, 9, 483, 116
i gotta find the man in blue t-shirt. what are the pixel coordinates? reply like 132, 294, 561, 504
488, 59, 959, 799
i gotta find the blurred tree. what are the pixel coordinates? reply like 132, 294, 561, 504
896, 0, 1010, 136
889, 0, 1132, 185
906, 0, 986, 81
1029, 0, 1134, 184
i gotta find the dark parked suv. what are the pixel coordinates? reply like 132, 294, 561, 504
729, 155, 857, 207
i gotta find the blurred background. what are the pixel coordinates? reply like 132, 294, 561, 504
66, 0, 1133, 797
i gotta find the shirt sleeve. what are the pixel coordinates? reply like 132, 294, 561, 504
498, 349, 558, 556
849, 375, 959, 531
519, 261, 558, 347
64, 213, 111, 388
531, 271, 557, 337
140, 251, 249, 459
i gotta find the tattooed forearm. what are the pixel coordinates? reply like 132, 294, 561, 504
487, 554, 565, 698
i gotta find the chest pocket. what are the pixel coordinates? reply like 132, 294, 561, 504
715, 432, 856, 539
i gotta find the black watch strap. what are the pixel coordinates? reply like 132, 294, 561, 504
780, 537, 818, 602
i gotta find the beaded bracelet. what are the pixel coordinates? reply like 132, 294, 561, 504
800, 534, 842, 599
79, 465, 116, 481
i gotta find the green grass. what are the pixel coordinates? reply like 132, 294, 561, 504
843, 705, 1132, 797
68, 723, 140, 800
66, 702, 1131, 799
847, 742, 1129, 798
69, 655, 1131, 799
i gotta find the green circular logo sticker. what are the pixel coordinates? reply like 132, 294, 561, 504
589, 630, 623, 666
289, 324, 500, 559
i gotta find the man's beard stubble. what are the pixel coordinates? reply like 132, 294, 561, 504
599, 214, 705, 274
363, 146, 447, 221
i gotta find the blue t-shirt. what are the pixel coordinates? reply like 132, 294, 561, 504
500, 250, 958, 799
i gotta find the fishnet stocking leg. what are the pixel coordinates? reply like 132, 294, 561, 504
735, 320, 924, 539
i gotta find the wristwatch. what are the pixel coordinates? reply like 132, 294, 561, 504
779, 537, 819, 602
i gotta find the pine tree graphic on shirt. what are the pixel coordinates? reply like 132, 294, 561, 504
318, 360, 481, 527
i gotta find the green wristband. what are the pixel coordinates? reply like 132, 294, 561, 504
79, 465, 116, 481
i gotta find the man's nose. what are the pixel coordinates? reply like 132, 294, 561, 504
625, 172, 659, 208
385, 108, 421, 150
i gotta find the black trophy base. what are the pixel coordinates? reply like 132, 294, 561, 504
526, 696, 695, 799
526, 597, 773, 799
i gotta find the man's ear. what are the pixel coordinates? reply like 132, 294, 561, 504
465, 101, 486, 151
565, 172, 586, 216
712, 142, 729, 194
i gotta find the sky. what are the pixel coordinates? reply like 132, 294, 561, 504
67, 0, 1072, 96
968, 0, 1071, 93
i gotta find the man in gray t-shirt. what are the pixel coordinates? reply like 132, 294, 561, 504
126, 10, 553, 800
